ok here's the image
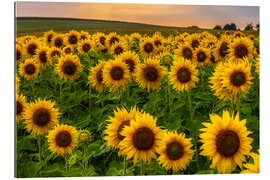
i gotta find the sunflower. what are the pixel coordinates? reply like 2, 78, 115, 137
105, 32, 120, 47
129, 33, 141, 43
104, 106, 141, 150
241, 150, 260, 174
24, 99, 59, 135
169, 58, 199, 92
78, 129, 92, 144
94, 32, 107, 47
234, 31, 245, 38
135, 57, 167, 91
16, 94, 27, 123
44, 30, 56, 45
48, 47, 63, 64
200, 110, 253, 174
118, 51, 139, 75
213, 36, 231, 61
228, 37, 253, 62
47, 124, 78, 155
51, 34, 65, 48
157, 131, 194, 172
16, 45, 24, 64
63, 45, 73, 55
79, 30, 90, 40
152, 33, 165, 52
78, 39, 94, 54
102, 59, 131, 91
185, 33, 201, 49
221, 58, 252, 96
88, 60, 106, 92
159, 52, 175, 66
140, 38, 156, 58
174, 44, 194, 61
24, 39, 40, 56
118, 112, 163, 163
65, 30, 80, 47
56, 55, 82, 81
110, 41, 128, 56
201, 35, 217, 49
34, 46, 51, 67
19, 58, 39, 80
193, 47, 211, 66
209, 51, 219, 65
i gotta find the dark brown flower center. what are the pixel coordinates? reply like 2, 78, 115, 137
132, 127, 154, 150
216, 130, 240, 157
47, 34, 53, 43
33, 108, 50, 127
16, 50, 21, 61
55, 130, 72, 147
109, 37, 119, 46
65, 48, 71, 54
182, 47, 193, 60
234, 44, 248, 59
54, 37, 63, 47
166, 141, 184, 160
144, 66, 158, 82
114, 46, 123, 55
51, 50, 60, 58
197, 51, 206, 62
100, 36, 106, 45
110, 66, 124, 80
101, 48, 108, 54
191, 40, 199, 49
154, 40, 162, 47
210, 54, 217, 64
207, 42, 215, 48
96, 69, 103, 83
82, 43, 91, 53
125, 59, 135, 73
39, 51, 47, 63
219, 42, 229, 57
62, 61, 77, 75
24, 64, 36, 75
27, 43, 37, 56
177, 67, 191, 83
143, 43, 154, 54
68, 35, 78, 44
230, 71, 246, 87
117, 120, 130, 141
80, 35, 87, 40
16, 101, 22, 115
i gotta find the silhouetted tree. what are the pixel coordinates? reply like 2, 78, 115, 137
213, 25, 222, 30
244, 24, 253, 31
256, 23, 260, 31
223, 23, 237, 30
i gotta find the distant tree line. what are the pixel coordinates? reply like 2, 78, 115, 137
213, 23, 259, 31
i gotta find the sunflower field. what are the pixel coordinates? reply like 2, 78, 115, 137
15, 30, 259, 177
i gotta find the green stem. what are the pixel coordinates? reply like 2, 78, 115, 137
59, 81, 63, 105
123, 156, 127, 176
38, 135, 42, 177
140, 160, 144, 176
188, 91, 193, 121
193, 135, 200, 171
64, 154, 69, 172
31, 79, 35, 101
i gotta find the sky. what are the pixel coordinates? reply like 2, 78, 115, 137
15, 1, 259, 29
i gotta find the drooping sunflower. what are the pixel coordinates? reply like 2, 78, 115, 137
157, 131, 194, 172
16, 94, 27, 123
174, 44, 194, 61
51, 34, 65, 48
65, 30, 80, 47
104, 106, 141, 150
16, 45, 24, 64
135, 57, 167, 91
48, 47, 63, 64
63, 45, 73, 55
78, 39, 95, 55
24, 39, 41, 56
228, 37, 253, 62
19, 58, 39, 80
118, 112, 164, 163
193, 47, 211, 66
47, 124, 78, 155
110, 41, 128, 56
200, 110, 253, 174
105, 32, 120, 47
44, 30, 56, 45
88, 60, 107, 92
34, 46, 51, 67
24, 99, 59, 135
118, 51, 140, 75
140, 38, 156, 58
102, 59, 131, 90
221, 58, 252, 96
241, 150, 260, 174
56, 55, 82, 81
213, 36, 231, 61
169, 58, 199, 92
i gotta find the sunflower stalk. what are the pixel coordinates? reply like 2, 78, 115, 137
37, 135, 43, 177
140, 160, 144, 176
123, 156, 127, 176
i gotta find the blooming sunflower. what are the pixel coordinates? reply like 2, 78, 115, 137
16, 94, 27, 123
129, 33, 141, 43
105, 32, 120, 47
241, 150, 260, 174
16, 45, 24, 64
63, 45, 73, 55
102, 59, 131, 91
169, 58, 199, 92
88, 60, 106, 92
94, 32, 107, 47
213, 36, 231, 61
152, 33, 165, 52
56, 55, 82, 81
140, 38, 156, 58
135, 57, 167, 91
157, 131, 194, 172
193, 47, 211, 66
78, 39, 94, 55
185, 33, 201, 49
48, 47, 63, 64
118, 51, 140, 75
65, 30, 80, 47
51, 34, 65, 48
19, 58, 39, 80
24, 39, 40, 56
118, 112, 164, 163
44, 30, 56, 45
228, 37, 253, 62
174, 44, 194, 61
200, 110, 253, 174
110, 41, 128, 56
34, 46, 51, 67
79, 30, 90, 40
47, 124, 78, 155
104, 106, 141, 150
24, 99, 59, 135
